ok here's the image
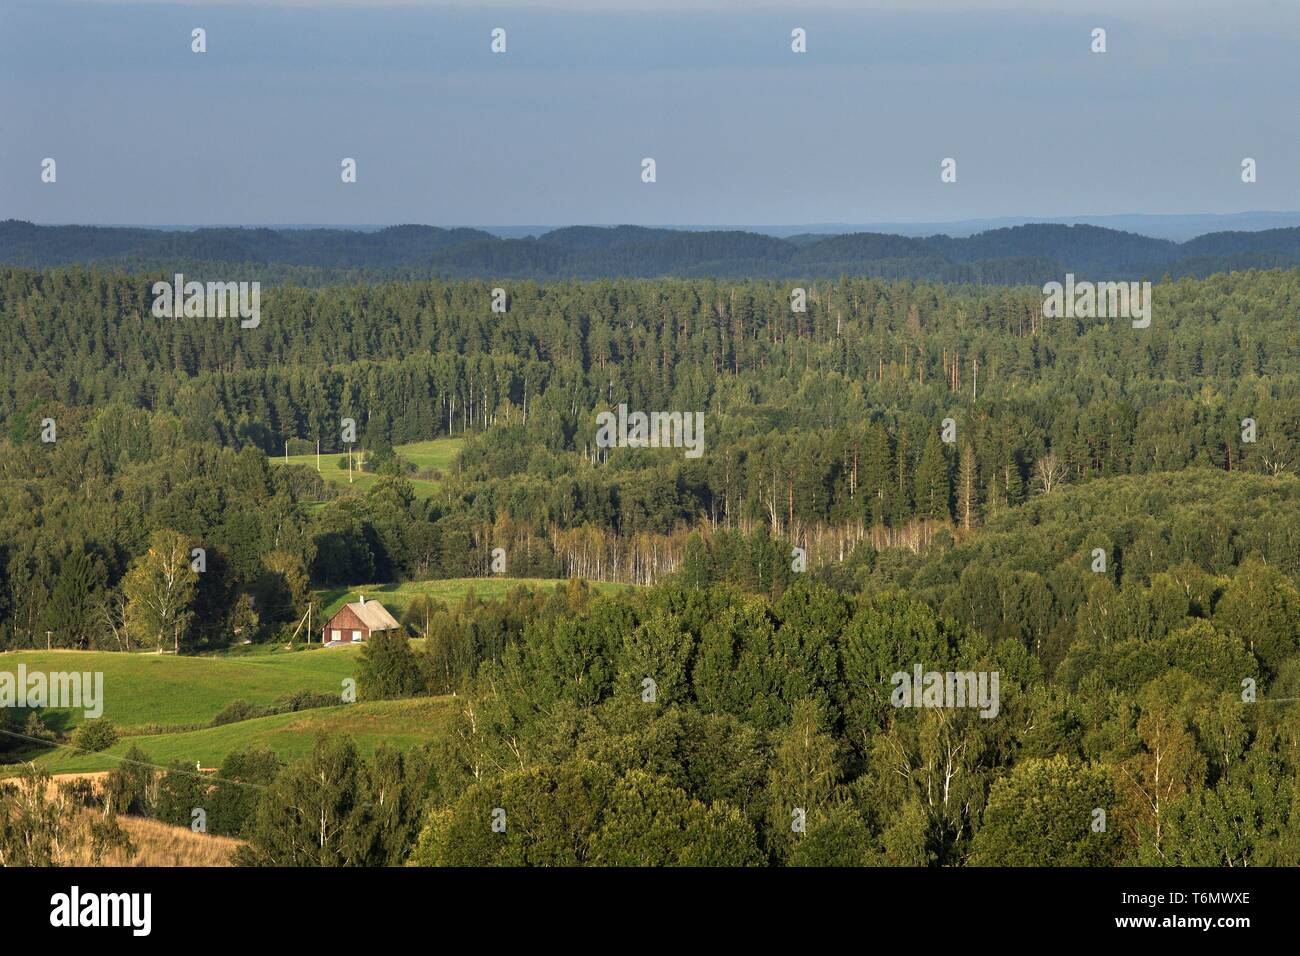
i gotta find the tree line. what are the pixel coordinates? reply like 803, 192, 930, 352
9, 220, 1300, 283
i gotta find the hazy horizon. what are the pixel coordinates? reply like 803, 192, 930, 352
4, 0, 1298, 227
12, 210, 1300, 244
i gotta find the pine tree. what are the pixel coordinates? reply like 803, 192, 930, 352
41, 548, 106, 649
914, 433, 951, 521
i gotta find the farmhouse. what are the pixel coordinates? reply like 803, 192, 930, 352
322, 595, 401, 645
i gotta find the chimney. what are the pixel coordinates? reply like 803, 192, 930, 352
359, 594, 365, 605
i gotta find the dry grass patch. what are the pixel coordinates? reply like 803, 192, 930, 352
3, 770, 245, 866
77, 815, 242, 867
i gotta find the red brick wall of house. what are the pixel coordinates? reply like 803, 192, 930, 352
322, 605, 369, 643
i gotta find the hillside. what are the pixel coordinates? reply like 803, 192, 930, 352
23, 697, 454, 775
9, 219, 1300, 284
0, 646, 362, 731
5, 254, 1300, 871
270, 437, 463, 501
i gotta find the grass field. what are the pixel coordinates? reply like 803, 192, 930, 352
0, 575, 627, 735
271, 437, 462, 500
317, 576, 637, 618
103, 815, 244, 866
396, 439, 462, 472
0, 571, 626, 789
18, 697, 454, 775
0, 646, 363, 732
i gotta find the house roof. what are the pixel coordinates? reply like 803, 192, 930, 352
342, 600, 401, 632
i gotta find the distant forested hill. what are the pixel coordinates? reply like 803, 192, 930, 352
6, 219, 1300, 284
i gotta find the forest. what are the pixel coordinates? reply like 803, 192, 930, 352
3, 264, 1299, 637
9, 219, 1300, 283
2, 262, 1299, 866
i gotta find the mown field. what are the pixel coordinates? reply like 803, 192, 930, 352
23, 697, 455, 775
0, 646, 362, 732
270, 437, 462, 500
316, 576, 638, 618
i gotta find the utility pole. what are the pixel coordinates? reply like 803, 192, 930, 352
316, 439, 320, 472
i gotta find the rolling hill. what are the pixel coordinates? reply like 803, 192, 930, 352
0, 646, 362, 732
23, 697, 454, 776
10, 219, 1300, 285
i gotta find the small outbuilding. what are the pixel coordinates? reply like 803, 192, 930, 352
321, 595, 401, 645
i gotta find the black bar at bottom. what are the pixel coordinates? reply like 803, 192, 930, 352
1, 865, 1272, 943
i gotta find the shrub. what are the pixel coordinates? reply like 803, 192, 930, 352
23, 711, 57, 743
72, 718, 118, 753
210, 699, 256, 727
58, 776, 98, 808
271, 689, 338, 713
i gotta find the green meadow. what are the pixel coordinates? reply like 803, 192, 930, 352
0, 572, 630, 782
271, 437, 462, 500
316, 576, 637, 619
0, 646, 362, 732
22, 697, 455, 775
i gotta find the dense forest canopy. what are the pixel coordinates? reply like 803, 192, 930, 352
2, 265, 1299, 642
4, 261, 1300, 867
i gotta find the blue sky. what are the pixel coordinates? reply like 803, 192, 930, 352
2, 0, 1298, 227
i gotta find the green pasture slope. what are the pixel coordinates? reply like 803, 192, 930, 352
316, 577, 637, 618
0, 646, 362, 732
396, 439, 463, 472
270, 437, 462, 500
24, 697, 455, 775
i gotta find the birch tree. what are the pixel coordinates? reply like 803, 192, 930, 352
122, 530, 198, 654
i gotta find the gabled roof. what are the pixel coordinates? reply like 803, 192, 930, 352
341, 600, 401, 632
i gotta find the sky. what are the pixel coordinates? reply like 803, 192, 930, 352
2, 0, 1298, 227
